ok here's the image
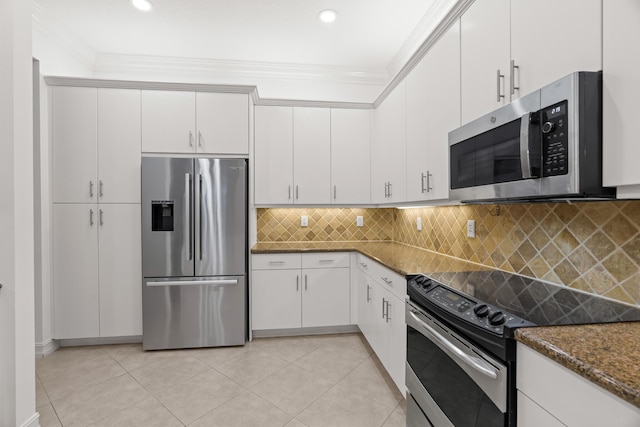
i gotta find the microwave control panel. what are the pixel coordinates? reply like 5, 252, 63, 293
541, 101, 568, 177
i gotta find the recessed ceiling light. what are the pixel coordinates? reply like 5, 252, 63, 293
131, 0, 153, 12
318, 9, 337, 23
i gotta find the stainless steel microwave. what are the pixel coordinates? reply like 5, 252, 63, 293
449, 71, 615, 202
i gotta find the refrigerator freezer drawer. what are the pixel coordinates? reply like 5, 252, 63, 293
142, 276, 246, 350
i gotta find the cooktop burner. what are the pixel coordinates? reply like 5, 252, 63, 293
424, 270, 640, 327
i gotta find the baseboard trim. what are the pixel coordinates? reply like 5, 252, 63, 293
252, 324, 359, 338
35, 339, 59, 358
58, 335, 142, 347
19, 412, 39, 427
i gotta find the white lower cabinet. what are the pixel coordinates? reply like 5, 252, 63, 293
53, 203, 142, 339
356, 256, 406, 393
517, 343, 640, 427
251, 253, 351, 331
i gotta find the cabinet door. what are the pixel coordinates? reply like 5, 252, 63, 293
368, 281, 389, 366
196, 92, 249, 154
371, 81, 406, 203
251, 269, 301, 330
141, 90, 196, 153
331, 109, 371, 204
302, 267, 350, 328
517, 391, 566, 427
460, 0, 510, 124
98, 88, 141, 203
254, 106, 294, 204
52, 86, 97, 203
603, 0, 640, 192
293, 108, 331, 204
98, 204, 142, 337
53, 204, 99, 339
385, 292, 406, 393
511, 0, 602, 99
406, 22, 460, 202
357, 269, 376, 345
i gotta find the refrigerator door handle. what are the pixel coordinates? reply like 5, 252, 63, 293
146, 279, 239, 287
199, 174, 204, 260
185, 173, 193, 261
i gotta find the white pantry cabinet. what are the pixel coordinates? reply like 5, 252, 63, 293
53, 203, 142, 339
517, 344, 640, 427
371, 81, 407, 204
330, 109, 371, 204
52, 87, 141, 204
356, 255, 406, 392
254, 106, 331, 205
602, 0, 640, 197
251, 253, 351, 331
406, 20, 460, 202
461, 0, 602, 124
141, 91, 249, 155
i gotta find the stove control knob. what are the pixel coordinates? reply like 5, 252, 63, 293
542, 121, 555, 134
473, 304, 489, 318
489, 311, 506, 326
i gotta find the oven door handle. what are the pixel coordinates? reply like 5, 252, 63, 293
520, 111, 537, 179
408, 309, 498, 380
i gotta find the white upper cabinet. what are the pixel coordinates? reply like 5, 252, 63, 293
603, 0, 640, 196
142, 90, 196, 154
52, 86, 98, 203
293, 107, 331, 204
196, 92, 249, 154
98, 88, 141, 203
142, 90, 249, 155
372, 81, 407, 204
406, 21, 460, 202
510, 0, 602, 98
460, 0, 510, 124
461, 0, 602, 125
331, 109, 371, 205
254, 106, 294, 204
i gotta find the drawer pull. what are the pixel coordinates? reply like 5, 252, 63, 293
318, 259, 334, 263
382, 277, 393, 285
268, 261, 285, 265
359, 262, 368, 268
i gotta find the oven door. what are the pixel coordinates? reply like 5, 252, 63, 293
406, 300, 508, 427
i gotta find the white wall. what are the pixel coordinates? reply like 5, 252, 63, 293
32, 23, 93, 77
0, 0, 37, 426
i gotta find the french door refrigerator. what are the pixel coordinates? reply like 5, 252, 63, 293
141, 157, 247, 350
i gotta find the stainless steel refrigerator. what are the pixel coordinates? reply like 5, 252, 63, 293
141, 157, 247, 350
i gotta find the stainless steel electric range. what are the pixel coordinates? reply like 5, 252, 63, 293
405, 270, 640, 427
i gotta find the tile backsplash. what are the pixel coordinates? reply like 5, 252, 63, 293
257, 202, 640, 306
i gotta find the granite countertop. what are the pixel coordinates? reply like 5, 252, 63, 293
516, 323, 640, 408
252, 241, 640, 409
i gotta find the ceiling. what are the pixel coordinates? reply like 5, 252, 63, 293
32, 0, 447, 75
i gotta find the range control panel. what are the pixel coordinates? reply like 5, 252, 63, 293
541, 101, 569, 177
407, 274, 528, 335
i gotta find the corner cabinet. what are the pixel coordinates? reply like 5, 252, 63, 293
602, 0, 640, 197
517, 344, 640, 427
405, 20, 460, 202
461, 0, 602, 124
51, 85, 142, 339
251, 253, 351, 332
371, 81, 407, 204
356, 254, 406, 393
141, 91, 249, 155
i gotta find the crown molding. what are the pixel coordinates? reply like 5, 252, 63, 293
375, 0, 475, 107
92, 53, 390, 87
31, 1, 97, 71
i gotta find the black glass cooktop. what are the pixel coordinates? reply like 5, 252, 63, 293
425, 270, 640, 327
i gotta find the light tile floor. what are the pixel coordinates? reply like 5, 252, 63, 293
36, 333, 406, 427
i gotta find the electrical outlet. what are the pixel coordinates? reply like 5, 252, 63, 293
356, 216, 364, 227
301, 216, 308, 227
467, 220, 476, 238
417, 217, 422, 231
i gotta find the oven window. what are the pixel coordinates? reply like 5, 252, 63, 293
450, 119, 522, 189
407, 325, 505, 427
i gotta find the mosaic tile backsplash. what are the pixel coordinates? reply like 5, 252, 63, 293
257, 202, 640, 306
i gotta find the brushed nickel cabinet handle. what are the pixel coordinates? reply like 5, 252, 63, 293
198, 131, 203, 148
288, 185, 291, 200
89, 209, 94, 226
510, 60, 520, 95
386, 301, 391, 323
89, 181, 94, 198
99, 209, 104, 226
366, 284, 370, 303
189, 131, 194, 147
305, 274, 308, 290
99, 180, 104, 198
421, 173, 426, 193
334, 185, 337, 200
296, 185, 299, 200
296, 275, 299, 291
497, 69, 505, 102
426, 171, 433, 192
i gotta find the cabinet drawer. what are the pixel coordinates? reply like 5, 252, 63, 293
359, 255, 406, 301
302, 252, 350, 269
252, 253, 302, 270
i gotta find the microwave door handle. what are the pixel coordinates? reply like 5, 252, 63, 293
520, 112, 535, 179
